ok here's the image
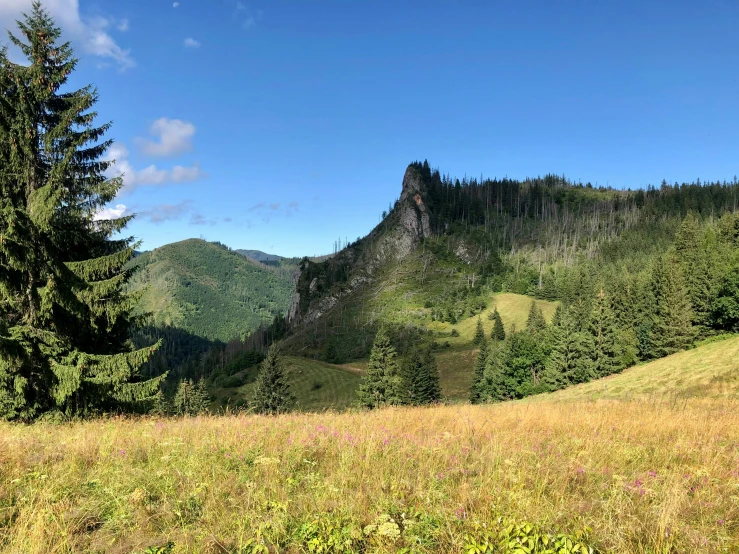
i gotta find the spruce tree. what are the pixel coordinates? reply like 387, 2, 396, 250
0, 4, 162, 420
192, 379, 210, 414
173, 379, 193, 416
674, 214, 721, 331
526, 301, 547, 334
473, 317, 486, 347
413, 347, 441, 405
589, 289, 622, 377
481, 345, 508, 401
544, 308, 594, 388
252, 345, 294, 415
490, 308, 506, 341
357, 328, 402, 409
469, 342, 488, 403
649, 256, 696, 358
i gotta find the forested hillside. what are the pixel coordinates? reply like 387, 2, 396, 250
127, 239, 295, 342
282, 161, 739, 404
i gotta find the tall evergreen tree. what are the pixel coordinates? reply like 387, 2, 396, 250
0, 4, 162, 420
490, 308, 506, 341
473, 317, 486, 347
589, 289, 622, 377
252, 345, 294, 415
526, 301, 547, 334
173, 379, 209, 415
675, 213, 719, 330
407, 347, 441, 405
481, 345, 508, 401
543, 308, 594, 388
649, 256, 696, 357
469, 342, 488, 403
357, 328, 402, 409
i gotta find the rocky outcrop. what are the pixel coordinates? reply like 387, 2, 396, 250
287, 164, 434, 326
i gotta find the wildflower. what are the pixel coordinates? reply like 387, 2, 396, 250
648, 470, 657, 478
455, 507, 467, 519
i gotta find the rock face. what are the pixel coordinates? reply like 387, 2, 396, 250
389, 165, 433, 259
287, 164, 433, 326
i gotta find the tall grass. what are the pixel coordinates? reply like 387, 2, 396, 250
1, 398, 737, 553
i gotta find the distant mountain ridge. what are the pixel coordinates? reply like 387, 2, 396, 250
127, 239, 294, 342
237, 249, 284, 265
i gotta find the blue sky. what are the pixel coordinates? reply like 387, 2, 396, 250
1, 1, 738, 257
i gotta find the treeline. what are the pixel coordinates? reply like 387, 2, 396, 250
471, 212, 739, 401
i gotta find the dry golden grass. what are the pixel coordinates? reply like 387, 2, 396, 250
1, 398, 737, 553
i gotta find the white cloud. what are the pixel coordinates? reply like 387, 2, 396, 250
173, 2, 180, 7
93, 203, 129, 221
138, 201, 192, 224
104, 142, 205, 194
135, 118, 196, 157
117, 18, 129, 32
184, 37, 200, 48
0, 0, 135, 70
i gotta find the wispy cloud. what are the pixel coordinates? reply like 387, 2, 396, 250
184, 37, 200, 48
117, 18, 129, 32
190, 213, 216, 226
137, 201, 193, 224
0, 1, 135, 70
104, 143, 206, 194
246, 199, 299, 222
135, 118, 196, 157
234, 2, 261, 30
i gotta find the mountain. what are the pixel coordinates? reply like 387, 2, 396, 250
127, 238, 295, 342
279, 161, 739, 398
237, 249, 284, 265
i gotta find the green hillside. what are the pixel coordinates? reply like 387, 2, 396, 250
212, 356, 362, 412
530, 335, 739, 402
277, 162, 739, 406
127, 239, 295, 342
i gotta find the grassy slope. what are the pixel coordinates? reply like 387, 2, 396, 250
336, 293, 560, 403
127, 239, 294, 342
2, 400, 737, 553
530, 335, 739, 402
212, 356, 362, 412
441, 292, 559, 347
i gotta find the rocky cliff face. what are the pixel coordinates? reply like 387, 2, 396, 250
287, 164, 433, 326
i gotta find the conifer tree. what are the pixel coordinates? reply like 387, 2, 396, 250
0, 4, 162, 420
544, 308, 594, 388
357, 329, 402, 409
192, 379, 210, 414
472, 317, 486, 347
252, 345, 294, 415
173, 379, 194, 415
481, 345, 508, 401
412, 347, 441, 405
649, 256, 696, 358
490, 308, 506, 341
589, 289, 622, 377
469, 342, 488, 403
675, 214, 718, 329
526, 302, 547, 334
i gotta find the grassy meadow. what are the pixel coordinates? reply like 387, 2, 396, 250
211, 357, 362, 413
1, 398, 737, 553
531, 335, 739, 403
